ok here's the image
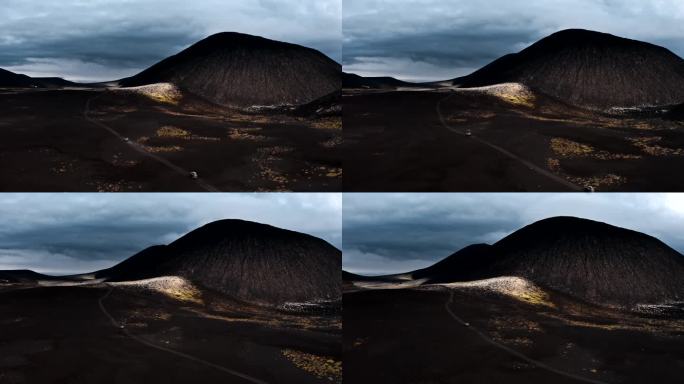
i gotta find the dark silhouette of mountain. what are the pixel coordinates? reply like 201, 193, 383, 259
342, 271, 362, 281
411, 217, 684, 306
0, 270, 54, 283
120, 32, 341, 108
0, 68, 35, 87
343, 72, 413, 89
98, 219, 341, 305
457, 29, 684, 109
95, 245, 169, 281
667, 103, 684, 120
33, 77, 80, 88
0, 68, 81, 88
410, 244, 495, 283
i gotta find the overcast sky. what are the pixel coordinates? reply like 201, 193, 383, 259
343, 0, 684, 82
0, 0, 341, 82
0, 193, 341, 275
343, 193, 684, 275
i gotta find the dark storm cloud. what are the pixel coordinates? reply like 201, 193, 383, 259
343, 194, 684, 275
0, 0, 341, 82
0, 194, 341, 275
343, 0, 684, 81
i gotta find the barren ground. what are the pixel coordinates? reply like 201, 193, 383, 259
343, 88, 684, 191
0, 284, 341, 384
344, 286, 684, 384
0, 88, 341, 191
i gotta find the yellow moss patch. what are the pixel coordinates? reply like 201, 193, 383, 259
157, 126, 190, 138
144, 145, 183, 153
311, 117, 342, 130
281, 349, 342, 383
326, 168, 343, 178
481, 83, 536, 108
121, 83, 182, 105
551, 138, 594, 157
445, 277, 555, 308
591, 152, 641, 160
569, 174, 625, 188
497, 92, 535, 108
547, 158, 561, 172
629, 136, 684, 156
515, 290, 554, 307
228, 128, 267, 141
112, 277, 203, 305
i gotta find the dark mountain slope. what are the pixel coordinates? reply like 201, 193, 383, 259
33, 77, 80, 88
0, 68, 35, 87
410, 244, 495, 283
343, 72, 413, 89
489, 217, 684, 306
0, 270, 55, 283
0, 68, 80, 88
95, 245, 168, 281
412, 217, 684, 306
666, 103, 684, 120
120, 32, 341, 108
100, 220, 341, 305
458, 29, 684, 109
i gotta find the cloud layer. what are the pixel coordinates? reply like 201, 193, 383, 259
343, 193, 684, 275
343, 0, 684, 81
0, 193, 341, 275
0, 0, 341, 82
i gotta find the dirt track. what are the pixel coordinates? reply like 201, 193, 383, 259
344, 287, 684, 384
0, 285, 341, 384
344, 89, 684, 191
0, 88, 341, 191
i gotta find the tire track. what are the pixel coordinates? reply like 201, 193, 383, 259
98, 286, 268, 384
436, 92, 582, 191
444, 290, 608, 384
83, 92, 220, 192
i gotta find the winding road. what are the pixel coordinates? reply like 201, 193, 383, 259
83, 92, 220, 192
98, 286, 268, 384
435, 92, 583, 191
444, 290, 608, 384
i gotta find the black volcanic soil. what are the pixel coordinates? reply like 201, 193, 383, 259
344, 287, 684, 384
343, 88, 684, 191
0, 88, 341, 191
457, 29, 684, 109
99, 220, 341, 306
120, 33, 340, 108
0, 284, 341, 384
410, 217, 684, 307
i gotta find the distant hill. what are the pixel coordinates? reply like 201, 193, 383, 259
98, 219, 341, 305
33, 77, 80, 88
342, 72, 414, 89
456, 29, 684, 109
0, 68, 36, 87
411, 216, 684, 306
0, 68, 81, 88
667, 103, 684, 120
0, 270, 55, 283
120, 32, 341, 108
